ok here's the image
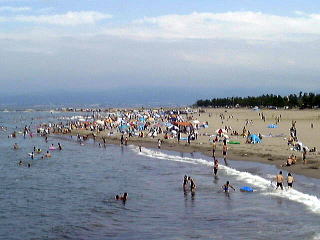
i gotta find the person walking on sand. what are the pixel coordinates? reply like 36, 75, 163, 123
302, 147, 307, 164
287, 173, 294, 188
275, 171, 284, 190
212, 140, 216, 159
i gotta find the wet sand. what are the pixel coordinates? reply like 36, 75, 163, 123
68, 108, 320, 179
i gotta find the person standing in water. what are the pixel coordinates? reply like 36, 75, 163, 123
158, 139, 161, 149
222, 181, 235, 192
189, 177, 196, 191
275, 171, 284, 190
287, 173, 294, 188
222, 144, 228, 160
183, 175, 189, 190
213, 159, 219, 176
58, 143, 62, 150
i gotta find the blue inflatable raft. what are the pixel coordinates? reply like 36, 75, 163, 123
240, 186, 254, 192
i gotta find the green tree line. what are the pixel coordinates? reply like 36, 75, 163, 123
195, 92, 320, 108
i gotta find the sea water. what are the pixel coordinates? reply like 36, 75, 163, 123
0, 111, 319, 240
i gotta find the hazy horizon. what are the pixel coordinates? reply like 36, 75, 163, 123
1, 0, 319, 103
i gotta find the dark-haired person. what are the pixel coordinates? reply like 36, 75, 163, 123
222, 181, 235, 192
275, 171, 284, 190
287, 173, 294, 188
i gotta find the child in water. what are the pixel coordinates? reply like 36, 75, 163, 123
222, 181, 235, 192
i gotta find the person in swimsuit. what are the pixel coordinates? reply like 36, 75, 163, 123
13, 143, 19, 150
189, 177, 196, 191
222, 181, 235, 192
115, 192, 128, 201
213, 159, 219, 176
275, 171, 284, 190
183, 175, 189, 189
212, 140, 216, 159
302, 148, 307, 164
44, 151, 51, 158
222, 144, 228, 161
287, 173, 294, 188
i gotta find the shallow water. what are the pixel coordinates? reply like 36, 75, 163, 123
0, 111, 320, 240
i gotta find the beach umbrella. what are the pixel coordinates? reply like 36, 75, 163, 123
215, 129, 227, 134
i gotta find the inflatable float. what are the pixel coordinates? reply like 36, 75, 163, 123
240, 186, 254, 192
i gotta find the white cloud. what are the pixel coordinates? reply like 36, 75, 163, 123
14, 11, 112, 25
0, 6, 31, 12
106, 11, 320, 42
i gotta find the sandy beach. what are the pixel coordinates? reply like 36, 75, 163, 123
68, 108, 320, 179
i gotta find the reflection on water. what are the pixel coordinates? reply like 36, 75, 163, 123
0, 111, 320, 240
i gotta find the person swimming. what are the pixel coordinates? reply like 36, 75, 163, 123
44, 151, 51, 158
13, 143, 19, 150
222, 181, 235, 192
115, 192, 128, 201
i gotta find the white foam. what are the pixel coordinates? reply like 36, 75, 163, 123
131, 146, 320, 214
313, 233, 320, 240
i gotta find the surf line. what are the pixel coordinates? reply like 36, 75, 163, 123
130, 146, 320, 215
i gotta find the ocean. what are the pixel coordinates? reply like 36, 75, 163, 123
0, 111, 319, 240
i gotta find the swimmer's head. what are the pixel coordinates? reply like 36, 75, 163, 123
226, 181, 230, 185
279, 171, 282, 174
115, 195, 119, 200
288, 173, 292, 176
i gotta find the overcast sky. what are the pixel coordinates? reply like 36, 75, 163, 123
0, 0, 319, 96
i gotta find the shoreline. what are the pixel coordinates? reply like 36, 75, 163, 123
58, 130, 320, 180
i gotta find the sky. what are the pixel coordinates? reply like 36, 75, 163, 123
0, 0, 320, 98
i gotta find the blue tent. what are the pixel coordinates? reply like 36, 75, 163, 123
267, 124, 278, 128
249, 134, 261, 144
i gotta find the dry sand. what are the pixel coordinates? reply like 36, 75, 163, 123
70, 108, 320, 179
